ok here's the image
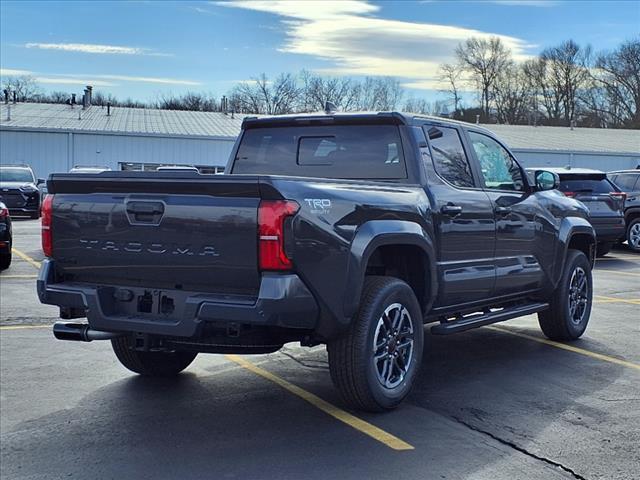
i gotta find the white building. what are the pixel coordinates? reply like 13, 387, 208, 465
1, 102, 638, 178
0, 102, 246, 178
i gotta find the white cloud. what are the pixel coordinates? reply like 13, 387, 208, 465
24, 42, 172, 57
0, 67, 201, 87
216, 0, 534, 90
487, 1, 558, 6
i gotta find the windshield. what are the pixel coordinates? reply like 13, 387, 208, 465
0, 168, 34, 183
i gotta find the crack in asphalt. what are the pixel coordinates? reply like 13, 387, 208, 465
451, 415, 589, 480
278, 350, 329, 370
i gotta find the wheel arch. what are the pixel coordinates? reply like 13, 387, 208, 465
344, 220, 437, 320
555, 217, 596, 285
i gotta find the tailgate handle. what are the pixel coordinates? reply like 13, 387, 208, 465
126, 201, 165, 224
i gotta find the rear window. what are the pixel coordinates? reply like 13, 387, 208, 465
232, 125, 406, 179
610, 173, 639, 191
558, 176, 615, 194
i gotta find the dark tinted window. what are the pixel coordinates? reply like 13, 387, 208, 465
610, 173, 639, 191
468, 131, 524, 191
424, 126, 474, 188
559, 176, 614, 194
233, 125, 406, 179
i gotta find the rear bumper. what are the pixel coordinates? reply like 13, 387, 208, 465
591, 217, 626, 243
37, 259, 318, 337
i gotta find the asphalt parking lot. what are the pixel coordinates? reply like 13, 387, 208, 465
1, 219, 638, 480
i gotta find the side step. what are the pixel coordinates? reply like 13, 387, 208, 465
431, 302, 549, 335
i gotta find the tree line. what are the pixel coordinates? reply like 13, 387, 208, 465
2, 36, 638, 129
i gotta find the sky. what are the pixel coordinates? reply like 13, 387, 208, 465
1, 0, 638, 104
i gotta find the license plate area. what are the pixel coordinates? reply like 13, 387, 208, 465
97, 286, 187, 321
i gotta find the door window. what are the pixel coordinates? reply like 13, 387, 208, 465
424, 125, 475, 188
468, 131, 524, 192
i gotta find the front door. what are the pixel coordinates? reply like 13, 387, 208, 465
466, 130, 545, 297
422, 124, 496, 308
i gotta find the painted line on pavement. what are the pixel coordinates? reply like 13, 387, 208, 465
226, 354, 414, 451
594, 268, 640, 277
0, 324, 51, 330
10, 248, 42, 269
0, 274, 39, 279
488, 326, 640, 371
594, 295, 640, 305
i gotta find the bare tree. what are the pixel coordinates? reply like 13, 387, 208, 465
494, 64, 530, 124
455, 37, 512, 121
230, 73, 300, 114
300, 71, 360, 111
439, 63, 463, 116
541, 40, 591, 126
403, 97, 432, 114
589, 37, 640, 128
1, 75, 41, 101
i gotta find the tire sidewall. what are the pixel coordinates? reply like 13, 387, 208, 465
361, 280, 424, 409
559, 251, 593, 338
628, 218, 640, 252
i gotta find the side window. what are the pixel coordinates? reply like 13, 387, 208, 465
424, 125, 475, 188
613, 173, 640, 191
468, 131, 524, 192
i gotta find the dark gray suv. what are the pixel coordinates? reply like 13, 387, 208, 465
608, 170, 640, 252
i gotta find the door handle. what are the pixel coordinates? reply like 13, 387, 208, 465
494, 206, 512, 215
441, 204, 463, 216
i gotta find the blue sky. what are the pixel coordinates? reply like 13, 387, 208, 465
1, 0, 638, 103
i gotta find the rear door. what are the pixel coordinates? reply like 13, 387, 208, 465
422, 124, 496, 307
465, 130, 546, 296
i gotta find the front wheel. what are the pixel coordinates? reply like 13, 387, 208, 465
327, 276, 424, 412
538, 250, 592, 341
627, 218, 640, 253
111, 336, 197, 376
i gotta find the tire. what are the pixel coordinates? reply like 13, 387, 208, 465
538, 250, 592, 341
111, 336, 197, 376
627, 217, 640, 253
327, 276, 424, 412
596, 242, 612, 257
0, 252, 11, 270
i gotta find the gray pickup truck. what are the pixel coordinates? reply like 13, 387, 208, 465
38, 112, 596, 411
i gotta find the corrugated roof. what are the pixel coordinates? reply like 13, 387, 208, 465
0, 102, 247, 139
1, 103, 638, 154
480, 123, 639, 155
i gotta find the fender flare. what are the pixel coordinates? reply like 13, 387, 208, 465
553, 217, 596, 285
343, 220, 437, 319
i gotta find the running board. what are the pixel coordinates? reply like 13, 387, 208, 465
431, 302, 549, 335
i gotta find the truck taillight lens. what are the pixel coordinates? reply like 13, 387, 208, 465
41, 194, 54, 257
258, 200, 299, 271
563, 191, 576, 198
0, 206, 8, 218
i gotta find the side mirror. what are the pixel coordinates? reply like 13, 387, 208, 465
534, 170, 559, 191
37, 178, 45, 186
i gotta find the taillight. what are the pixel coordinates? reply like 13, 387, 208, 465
41, 194, 54, 257
609, 192, 627, 203
563, 191, 576, 198
258, 200, 299, 271
0, 206, 8, 217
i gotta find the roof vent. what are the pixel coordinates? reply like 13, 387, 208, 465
324, 101, 337, 114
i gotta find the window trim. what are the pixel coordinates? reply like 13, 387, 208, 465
422, 123, 480, 191
465, 128, 530, 194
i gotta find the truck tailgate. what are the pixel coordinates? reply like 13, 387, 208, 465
48, 173, 266, 296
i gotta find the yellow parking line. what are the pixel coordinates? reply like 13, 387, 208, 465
226, 354, 414, 451
594, 295, 640, 305
11, 248, 41, 270
0, 325, 50, 330
487, 326, 640, 371
0, 274, 38, 279
595, 269, 640, 277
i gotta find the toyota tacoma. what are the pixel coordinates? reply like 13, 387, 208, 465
38, 112, 596, 412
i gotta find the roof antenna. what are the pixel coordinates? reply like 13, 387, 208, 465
324, 101, 337, 114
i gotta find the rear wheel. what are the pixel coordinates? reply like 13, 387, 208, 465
111, 336, 197, 376
538, 250, 592, 341
327, 276, 424, 412
0, 251, 11, 270
627, 218, 640, 253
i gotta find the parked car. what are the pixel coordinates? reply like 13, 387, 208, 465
38, 112, 596, 412
608, 170, 640, 252
0, 201, 12, 270
69, 166, 112, 174
0, 164, 44, 219
538, 167, 625, 257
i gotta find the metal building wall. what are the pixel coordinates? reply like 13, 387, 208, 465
513, 149, 640, 171
1, 130, 236, 178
